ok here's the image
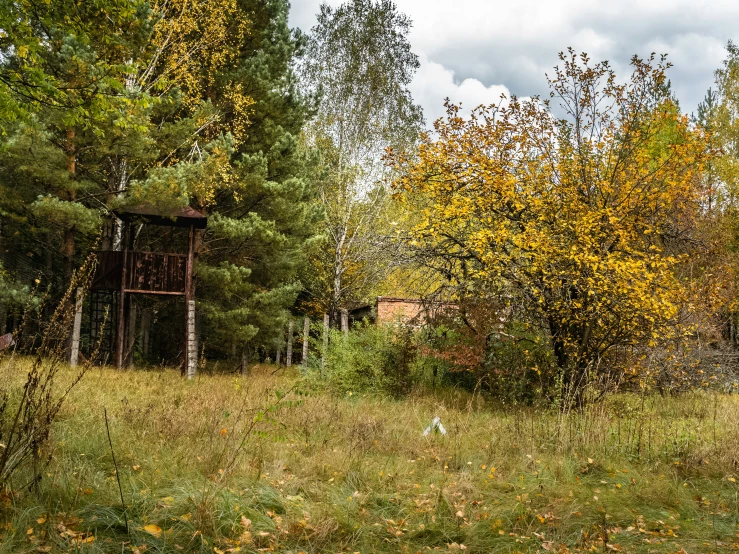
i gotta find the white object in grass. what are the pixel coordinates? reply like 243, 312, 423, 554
423, 416, 447, 436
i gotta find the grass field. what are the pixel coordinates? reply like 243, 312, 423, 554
1, 360, 739, 553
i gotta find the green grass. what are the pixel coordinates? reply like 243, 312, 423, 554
1, 359, 739, 553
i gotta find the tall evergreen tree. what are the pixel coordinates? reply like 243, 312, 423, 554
196, 0, 320, 360
0, 0, 320, 365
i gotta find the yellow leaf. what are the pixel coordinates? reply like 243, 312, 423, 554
143, 524, 162, 537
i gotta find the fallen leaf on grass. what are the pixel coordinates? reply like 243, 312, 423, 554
143, 524, 162, 537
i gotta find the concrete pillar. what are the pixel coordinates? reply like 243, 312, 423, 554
69, 288, 84, 367
186, 299, 197, 379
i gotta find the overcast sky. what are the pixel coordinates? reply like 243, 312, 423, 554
289, 0, 739, 123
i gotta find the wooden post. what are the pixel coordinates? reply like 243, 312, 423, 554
140, 310, 151, 361
341, 308, 349, 335
126, 301, 137, 366
69, 287, 84, 367
322, 313, 329, 372
115, 221, 129, 369
184, 224, 197, 379
276, 347, 281, 366
286, 319, 294, 367
302, 316, 310, 371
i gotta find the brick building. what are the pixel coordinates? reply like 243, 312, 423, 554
349, 297, 455, 327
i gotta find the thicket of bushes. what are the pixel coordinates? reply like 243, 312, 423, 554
312, 318, 738, 404
310, 320, 556, 403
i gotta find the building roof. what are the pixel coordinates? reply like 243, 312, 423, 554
114, 205, 207, 229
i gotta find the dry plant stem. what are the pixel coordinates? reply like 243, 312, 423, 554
105, 407, 129, 534
0, 251, 98, 489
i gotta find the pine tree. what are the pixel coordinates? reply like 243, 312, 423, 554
0, 0, 320, 365
195, 0, 320, 360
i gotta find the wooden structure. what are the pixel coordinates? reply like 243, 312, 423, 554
90, 205, 207, 376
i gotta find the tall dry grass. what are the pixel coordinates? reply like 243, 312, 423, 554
0, 361, 738, 552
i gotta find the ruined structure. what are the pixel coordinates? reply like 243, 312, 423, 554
89, 206, 206, 376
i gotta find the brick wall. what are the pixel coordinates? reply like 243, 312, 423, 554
376, 298, 425, 324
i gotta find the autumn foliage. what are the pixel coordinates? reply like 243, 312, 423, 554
394, 51, 713, 401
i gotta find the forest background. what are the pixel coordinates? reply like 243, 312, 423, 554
1, 0, 739, 401
3, 2, 739, 553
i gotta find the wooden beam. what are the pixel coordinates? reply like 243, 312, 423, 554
124, 289, 185, 296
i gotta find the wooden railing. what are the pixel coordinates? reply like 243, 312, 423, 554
92, 251, 187, 294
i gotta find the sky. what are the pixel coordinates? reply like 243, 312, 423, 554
289, 0, 739, 123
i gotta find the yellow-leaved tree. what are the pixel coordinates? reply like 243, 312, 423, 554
394, 50, 710, 403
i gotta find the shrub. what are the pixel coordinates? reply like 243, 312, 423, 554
413, 318, 556, 404
312, 323, 413, 397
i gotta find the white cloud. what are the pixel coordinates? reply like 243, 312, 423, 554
290, 0, 739, 123
410, 55, 511, 123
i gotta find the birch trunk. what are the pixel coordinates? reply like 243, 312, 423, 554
286, 319, 294, 367
69, 288, 84, 367
302, 316, 310, 371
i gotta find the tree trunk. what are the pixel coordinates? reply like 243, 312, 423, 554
0, 217, 5, 334
322, 313, 329, 372
286, 319, 294, 367
341, 309, 349, 335
241, 348, 249, 376
331, 225, 347, 326
302, 316, 310, 371
69, 288, 84, 367
64, 126, 77, 357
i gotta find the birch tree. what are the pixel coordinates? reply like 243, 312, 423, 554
302, 0, 423, 323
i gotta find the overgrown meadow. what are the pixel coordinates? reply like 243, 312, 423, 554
1, 359, 738, 554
